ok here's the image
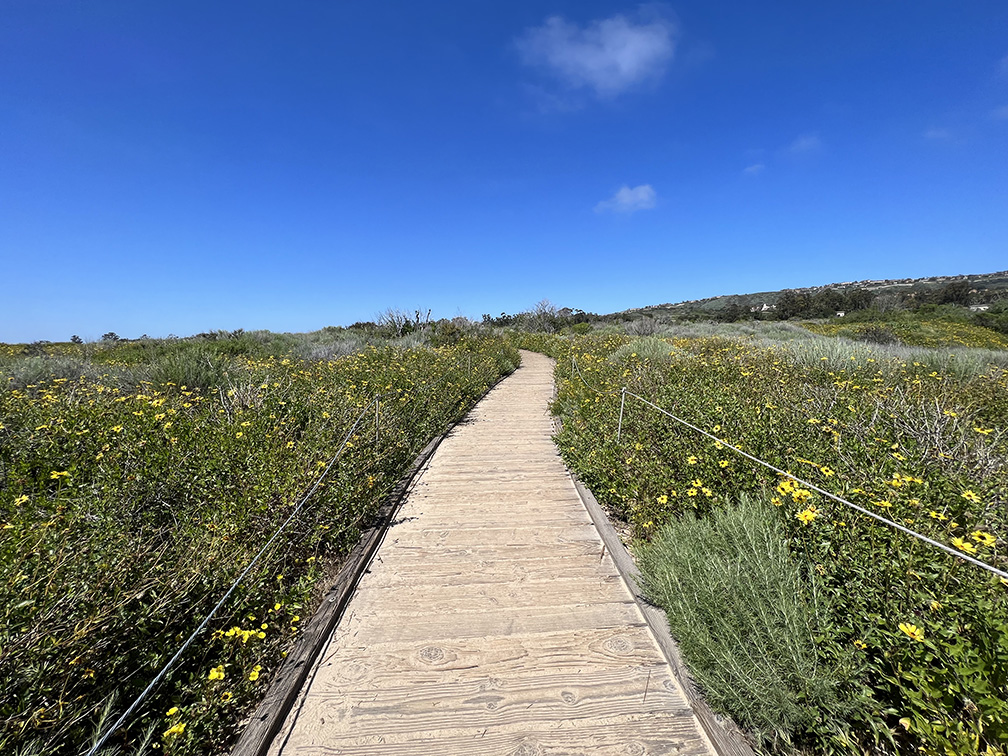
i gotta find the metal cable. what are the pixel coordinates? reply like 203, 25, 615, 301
568, 356, 1008, 580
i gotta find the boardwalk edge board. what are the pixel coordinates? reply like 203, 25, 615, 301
552, 409, 754, 756
230, 371, 511, 756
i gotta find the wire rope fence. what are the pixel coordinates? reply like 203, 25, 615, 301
570, 353, 1007, 579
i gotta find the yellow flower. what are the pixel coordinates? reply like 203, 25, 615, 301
971, 531, 996, 547
166, 707, 179, 717
951, 537, 977, 555
796, 507, 819, 524
960, 490, 981, 504
973, 426, 993, 435
898, 622, 924, 642
13, 494, 28, 506
687, 455, 698, 465
718, 460, 729, 468
930, 600, 942, 612
208, 664, 225, 681
853, 639, 867, 649
221, 691, 233, 703
248, 665, 262, 681
162, 721, 186, 740
656, 494, 668, 505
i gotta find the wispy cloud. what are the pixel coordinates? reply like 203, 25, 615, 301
923, 127, 952, 140
516, 8, 677, 99
594, 184, 657, 214
787, 133, 821, 155
743, 163, 765, 176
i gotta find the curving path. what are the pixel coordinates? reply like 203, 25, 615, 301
268, 351, 715, 756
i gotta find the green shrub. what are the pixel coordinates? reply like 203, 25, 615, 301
638, 494, 856, 749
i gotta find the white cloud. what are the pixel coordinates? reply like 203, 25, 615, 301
743, 163, 765, 176
594, 184, 657, 214
923, 127, 952, 140
516, 9, 677, 98
992, 105, 1008, 120
788, 134, 821, 154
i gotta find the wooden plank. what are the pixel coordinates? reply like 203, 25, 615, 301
272, 722, 709, 756
287, 666, 691, 738
335, 603, 647, 645
321, 626, 674, 675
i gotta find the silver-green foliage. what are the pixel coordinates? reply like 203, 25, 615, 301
637, 495, 843, 744
609, 336, 679, 365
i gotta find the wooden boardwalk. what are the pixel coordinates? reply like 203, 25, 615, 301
268, 351, 716, 756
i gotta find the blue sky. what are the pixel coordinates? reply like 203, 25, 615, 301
3, 2, 1007, 342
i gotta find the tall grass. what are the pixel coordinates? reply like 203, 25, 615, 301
777, 337, 1008, 376
655, 320, 816, 341
609, 336, 679, 365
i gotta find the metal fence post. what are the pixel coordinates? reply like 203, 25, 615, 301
375, 397, 379, 444
617, 387, 626, 443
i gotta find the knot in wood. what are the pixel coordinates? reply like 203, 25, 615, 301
512, 741, 542, 756
603, 634, 633, 654
418, 646, 444, 663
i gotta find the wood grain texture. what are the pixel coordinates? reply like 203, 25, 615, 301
261, 351, 716, 756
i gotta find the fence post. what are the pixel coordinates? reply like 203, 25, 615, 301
375, 397, 379, 444
617, 387, 626, 443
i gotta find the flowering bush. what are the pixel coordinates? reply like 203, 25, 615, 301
513, 330, 1007, 755
1, 334, 517, 755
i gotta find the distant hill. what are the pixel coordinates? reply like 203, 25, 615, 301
621, 270, 1008, 318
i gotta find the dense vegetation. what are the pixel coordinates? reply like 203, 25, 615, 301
509, 325, 1007, 756
0, 327, 518, 755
